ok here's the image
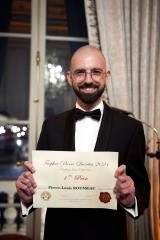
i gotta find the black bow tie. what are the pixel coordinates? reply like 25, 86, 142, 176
74, 108, 101, 121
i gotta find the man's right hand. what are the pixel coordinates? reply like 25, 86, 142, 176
16, 161, 37, 204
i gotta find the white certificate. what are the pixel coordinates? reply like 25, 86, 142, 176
32, 150, 118, 210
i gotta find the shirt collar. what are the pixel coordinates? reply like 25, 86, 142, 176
75, 101, 104, 115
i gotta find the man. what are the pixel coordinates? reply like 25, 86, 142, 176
16, 45, 150, 240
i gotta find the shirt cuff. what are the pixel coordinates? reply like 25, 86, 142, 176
123, 197, 138, 217
21, 197, 138, 217
21, 201, 33, 216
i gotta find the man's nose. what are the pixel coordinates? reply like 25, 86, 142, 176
85, 71, 93, 82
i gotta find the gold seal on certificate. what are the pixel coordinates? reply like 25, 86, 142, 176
41, 191, 51, 201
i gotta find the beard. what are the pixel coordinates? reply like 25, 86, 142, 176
72, 82, 105, 104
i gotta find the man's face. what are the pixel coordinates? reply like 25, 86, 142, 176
67, 48, 109, 106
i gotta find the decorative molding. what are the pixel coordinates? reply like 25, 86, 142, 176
0, 183, 26, 234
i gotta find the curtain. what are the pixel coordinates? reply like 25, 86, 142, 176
84, 0, 160, 240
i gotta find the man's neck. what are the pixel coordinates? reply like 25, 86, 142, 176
76, 99, 103, 111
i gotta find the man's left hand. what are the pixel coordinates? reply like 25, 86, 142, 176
114, 164, 135, 208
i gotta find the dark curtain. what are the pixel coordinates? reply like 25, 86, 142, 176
65, 0, 88, 54
0, 0, 12, 86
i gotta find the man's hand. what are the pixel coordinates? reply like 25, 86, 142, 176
114, 164, 135, 208
16, 161, 37, 204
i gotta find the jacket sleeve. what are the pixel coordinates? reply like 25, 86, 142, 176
125, 122, 150, 217
36, 120, 49, 150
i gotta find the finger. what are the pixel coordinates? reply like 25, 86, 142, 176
16, 180, 28, 192
120, 176, 134, 188
114, 175, 127, 191
18, 174, 30, 186
114, 164, 126, 178
116, 175, 127, 183
24, 161, 35, 173
16, 174, 30, 190
17, 189, 33, 203
117, 175, 132, 185
22, 185, 35, 195
17, 180, 35, 198
119, 181, 131, 190
16, 177, 32, 193
119, 185, 134, 195
119, 184, 135, 196
115, 177, 134, 192
27, 185, 36, 194
16, 172, 37, 192
23, 171, 37, 188
119, 193, 133, 203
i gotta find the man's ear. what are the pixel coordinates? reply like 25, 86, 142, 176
105, 70, 110, 85
66, 71, 73, 87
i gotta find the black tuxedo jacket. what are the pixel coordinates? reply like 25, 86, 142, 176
37, 103, 150, 240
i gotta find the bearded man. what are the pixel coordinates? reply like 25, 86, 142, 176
16, 45, 150, 240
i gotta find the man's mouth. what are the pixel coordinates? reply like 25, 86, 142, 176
79, 87, 97, 94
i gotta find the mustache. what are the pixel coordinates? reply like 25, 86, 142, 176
78, 83, 99, 88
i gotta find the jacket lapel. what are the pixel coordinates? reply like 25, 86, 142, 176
94, 103, 113, 151
64, 109, 75, 151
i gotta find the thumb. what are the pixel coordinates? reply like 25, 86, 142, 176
24, 161, 35, 173
114, 164, 126, 178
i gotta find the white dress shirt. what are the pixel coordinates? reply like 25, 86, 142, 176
75, 101, 103, 152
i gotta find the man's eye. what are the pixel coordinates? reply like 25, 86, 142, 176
92, 70, 102, 75
75, 70, 85, 75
